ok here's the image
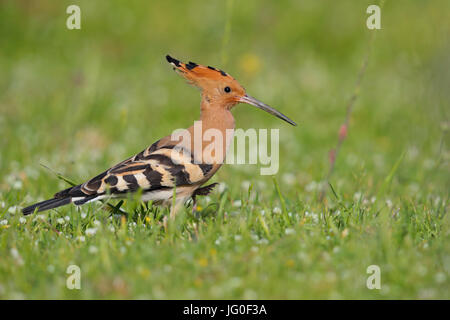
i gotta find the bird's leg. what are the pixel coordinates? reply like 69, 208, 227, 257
191, 195, 198, 214
169, 199, 185, 220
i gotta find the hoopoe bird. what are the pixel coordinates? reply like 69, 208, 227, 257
22, 55, 296, 218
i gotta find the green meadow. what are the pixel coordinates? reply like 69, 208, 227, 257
0, 0, 448, 299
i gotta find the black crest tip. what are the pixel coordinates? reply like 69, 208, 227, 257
166, 54, 181, 67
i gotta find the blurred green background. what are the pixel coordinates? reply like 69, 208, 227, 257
0, 0, 448, 299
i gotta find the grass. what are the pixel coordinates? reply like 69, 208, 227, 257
0, 0, 449, 299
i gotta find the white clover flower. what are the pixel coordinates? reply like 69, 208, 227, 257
12, 180, 23, 190
78, 235, 86, 242
128, 222, 137, 228
8, 206, 18, 214
109, 226, 115, 233
93, 220, 101, 227
285, 228, 295, 235
88, 246, 98, 254
282, 173, 296, 185
386, 199, 393, 208
19, 217, 26, 224
233, 200, 242, 208
273, 207, 282, 214
80, 212, 87, 219
64, 216, 70, 222
0, 219, 8, 225
305, 181, 317, 192
257, 238, 269, 245
218, 183, 227, 193
241, 180, 251, 190
353, 192, 363, 201
56, 218, 65, 225
10, 248, 24, 265
85, 228, 97, 236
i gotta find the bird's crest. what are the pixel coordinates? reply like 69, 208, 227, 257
165, 54, 237, 88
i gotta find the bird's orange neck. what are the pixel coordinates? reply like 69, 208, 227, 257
181, 99, 235, 166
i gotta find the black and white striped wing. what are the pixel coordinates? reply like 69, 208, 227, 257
54, 145, 213, 204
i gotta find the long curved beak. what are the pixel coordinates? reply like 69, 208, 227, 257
239, 95, 297, 126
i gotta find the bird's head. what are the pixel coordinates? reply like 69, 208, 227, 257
166, 55, 296, 126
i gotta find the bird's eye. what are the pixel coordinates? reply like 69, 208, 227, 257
224, 86, 231, 93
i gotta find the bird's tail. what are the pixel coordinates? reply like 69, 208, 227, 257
22, 197, 72, 215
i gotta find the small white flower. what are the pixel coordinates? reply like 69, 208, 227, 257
8, 206, 18, 214
241, 180, 251, 190
56, 218, 65, 225
353, 192, 363, 201
311, 213, 319, 223
0, 201, 5, 208
78, 236, 86, 242
233, 200, 242, 208
285, 228, 295, 235
10, 248, 24, 265
0, 219, 8, 225
64, 216, 70, 222
12, 180, 23, 190
93, 220, 101, 227
218, 183, 227, 193
109, 226, 115, 233
260, 210, 265, 216
386, 199, 393, 208
88, 246, 98, 254
85, 228, 97, 236
257, 238, 269, 245
282, 173, 296, 185
305, 181, 317, 192
273, 207, 282, 214
19, 217, 26, 224
80, 212, 87, 219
